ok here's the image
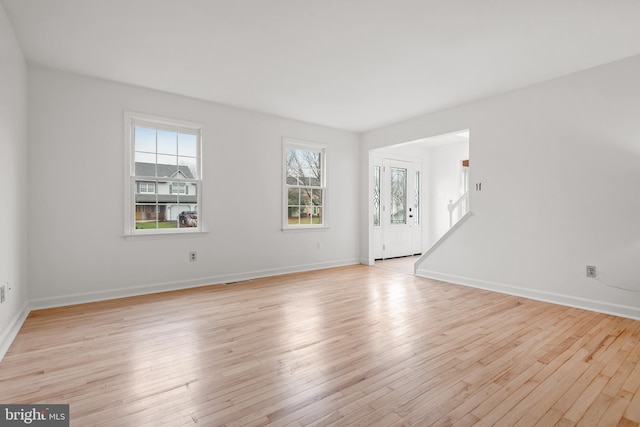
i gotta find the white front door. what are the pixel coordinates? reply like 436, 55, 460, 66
375, 159, 422, 259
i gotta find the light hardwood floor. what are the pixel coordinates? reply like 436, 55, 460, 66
2, 265, 640, 426
374, 256, 421, 275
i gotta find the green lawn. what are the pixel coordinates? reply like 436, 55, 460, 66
288, 217, 322, 225
136, 221, 177, 229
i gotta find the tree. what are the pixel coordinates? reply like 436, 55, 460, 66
286, 148, 322, 221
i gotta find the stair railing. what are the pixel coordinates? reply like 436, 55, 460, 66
448, 191, 469, 228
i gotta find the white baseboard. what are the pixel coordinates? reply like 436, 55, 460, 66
416, 269, 640, 320
29, 258, 360, 310
0, 301, 31, 362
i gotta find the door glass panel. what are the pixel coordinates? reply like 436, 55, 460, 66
390, 167, 407, 224
373, 166, 380, 227
414, 171, 420, 225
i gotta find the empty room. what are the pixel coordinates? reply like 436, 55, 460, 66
2, 1, 640, 425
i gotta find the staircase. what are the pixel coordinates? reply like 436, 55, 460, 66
448, 190, 469, 227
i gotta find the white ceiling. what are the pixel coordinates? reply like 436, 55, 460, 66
3, 0, 640, 133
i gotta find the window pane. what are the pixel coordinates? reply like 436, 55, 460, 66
286, 148, 322, 187
157, 155, 178, 177
288, 188, 300, 205
178, 209, 198, 228
178, 156, 197, 179
135, 152, 156, 171
134, 127, 156, 153
312, 188, 323, 206
188, 182, 197, 198
157, 130, 177, 155
390, 167, 407, 224
135, 204, 157, 229
288, 206, 301, 224
285, 148, 298, 181
153, 204, 175, 228
135, 181, 157, 203
178, 133, 197, 157
300, 188, 312, 206
300, 210, 312, 224
312, 207, 323, 225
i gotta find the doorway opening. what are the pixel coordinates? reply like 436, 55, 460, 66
370, 130, 470, 269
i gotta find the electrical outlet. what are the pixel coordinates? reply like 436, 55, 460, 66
586, 265, 596, 278
189, 251, 197, 262
0, 284, 5, 303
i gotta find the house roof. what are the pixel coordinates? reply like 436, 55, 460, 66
135, 162, 195, 179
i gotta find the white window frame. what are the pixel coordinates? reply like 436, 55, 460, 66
282, 138, 328, 230
171, 182, 187, 194
124, 111, 203, 236
138, 182, 156, 194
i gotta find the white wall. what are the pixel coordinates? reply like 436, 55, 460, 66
0, 4, 29, 356
27, 66, 359, 307
361, 54, 640, 319
426, 141, 469, 247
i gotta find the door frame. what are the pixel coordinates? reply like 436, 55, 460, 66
372, 154, 423, 260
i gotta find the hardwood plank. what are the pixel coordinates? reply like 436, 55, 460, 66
617, 417, 639, 427
1, 265, 640, 426
598, 395, 630, 427
577, 392, 613, 426
564, 374, 609, 423
623, 387, 640, 423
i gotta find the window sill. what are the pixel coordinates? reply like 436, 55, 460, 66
281, 225, 330, 232
123, 230, 209, 240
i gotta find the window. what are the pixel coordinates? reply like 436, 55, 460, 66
171, 182, 187, 194
283, 138, 326, 229
137, 182, 156, 194
373, 166, 381, 227
124, 111, 202, 234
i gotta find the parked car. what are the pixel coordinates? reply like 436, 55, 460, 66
179, 211, 198, 227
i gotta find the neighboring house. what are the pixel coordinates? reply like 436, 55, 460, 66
134, 162, 198, 222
